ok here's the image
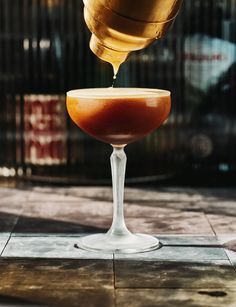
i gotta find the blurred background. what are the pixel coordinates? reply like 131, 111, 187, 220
0, 0, 235, 186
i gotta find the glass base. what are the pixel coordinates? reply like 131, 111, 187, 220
75, 233, 160, 254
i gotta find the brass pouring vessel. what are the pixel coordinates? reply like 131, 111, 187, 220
83, 0, 183, 73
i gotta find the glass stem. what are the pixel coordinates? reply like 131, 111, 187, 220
108, 145, 131, 236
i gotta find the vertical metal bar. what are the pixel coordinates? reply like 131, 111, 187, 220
40, 0, 45, 92
59, 0, 65, 92
32, 0, 38, 92
4, 0, 11, 165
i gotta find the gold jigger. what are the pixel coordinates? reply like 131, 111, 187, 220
83, 0, 183, 72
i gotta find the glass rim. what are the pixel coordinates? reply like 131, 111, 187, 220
66, 87, 171, 99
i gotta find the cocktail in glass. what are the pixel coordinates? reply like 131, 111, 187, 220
66, 88, 171, 253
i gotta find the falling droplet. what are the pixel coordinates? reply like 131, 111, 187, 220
111, 74, 117, 88
111, 62, 120, 87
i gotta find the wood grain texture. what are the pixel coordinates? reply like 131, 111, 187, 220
116, 289, 236, 307
0, 289, 114, 307
3, 237, 113, 259
0, 186, 235, 307
0, 259, 114, 289
114, 260, 236, 289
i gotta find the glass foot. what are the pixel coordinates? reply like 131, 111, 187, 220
75, 233, 160, 254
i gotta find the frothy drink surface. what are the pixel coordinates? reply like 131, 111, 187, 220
67, 88, 171, 145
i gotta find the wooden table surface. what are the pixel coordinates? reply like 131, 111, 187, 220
0, 186, 236, 306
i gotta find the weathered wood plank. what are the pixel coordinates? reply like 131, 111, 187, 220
0, 259, 114, 290
0, 188, 29, 202
22, 200, 112, 218
218, 235, 236, 270
32, 186, 236, 202
156, 235, 219, 246
29, 186, 206, 203
11, 216, 110, 236
206, 214, 236, 235
116, 289, 236, 307
114, 260, 236, 289
199, 200, 236, 216
2, 237, 113, 259
16, 200, 213, 235
114, 246, 227, 261
0, 289, 114, 307
125, 212, 213, 235
0, 213, 18, 235
0, 237, 9, 255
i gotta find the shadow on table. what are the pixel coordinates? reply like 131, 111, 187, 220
0, 294, 43, 306
0, 211, 108, 236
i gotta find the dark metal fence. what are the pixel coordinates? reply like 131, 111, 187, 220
0, 0, 235, 184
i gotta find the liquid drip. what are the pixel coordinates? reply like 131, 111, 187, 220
111, 62, 120, 87
111, 74, 116, 88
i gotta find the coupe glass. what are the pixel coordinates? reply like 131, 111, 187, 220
66, 88, 171, 253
